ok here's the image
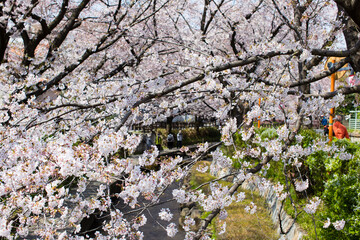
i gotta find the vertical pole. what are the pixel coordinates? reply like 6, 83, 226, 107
356, 111, 358, 130
258, 98, 261, 128
329, 59, 336, 143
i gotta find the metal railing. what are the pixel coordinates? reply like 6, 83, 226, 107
349, 110, 360, 130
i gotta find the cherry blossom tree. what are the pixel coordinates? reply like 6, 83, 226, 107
0, 0, 359, 239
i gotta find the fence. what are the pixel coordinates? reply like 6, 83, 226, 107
131, 120, 218, 132
349, 110, 360, 130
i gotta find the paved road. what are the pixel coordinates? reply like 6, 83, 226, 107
27, 143, 222, 239
122, 181, 186, 240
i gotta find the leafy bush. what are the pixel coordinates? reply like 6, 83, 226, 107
320, 173, 360, 239
298, 129, 321, 148
259, 127, 278, 140
301, 136, 360, 239
225, 126, 360, 239
175, 127, 221, 146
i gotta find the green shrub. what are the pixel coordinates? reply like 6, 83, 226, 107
301, 134, 360, 239
259, 127, 278, 140
298, 129, 320, 148
224, 126, 360, 240
320, 173, 360, 239
174, 127, 221, 146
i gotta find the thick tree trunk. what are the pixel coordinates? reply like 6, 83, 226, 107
335, 0, 360, 27
166, 116, 173, 133
292, 3, 311, 94
0, 10, 9, 63
336, 1, 360, 72
298, 61, 310, 94
230, 101, 249, 128
0, 27, 8, 63
195, 116, 202, 135
342, 17, 360, 72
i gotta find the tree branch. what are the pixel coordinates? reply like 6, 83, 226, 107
115, 49, 298, 130
311, 39, 360, 57
290, 57, 351, 88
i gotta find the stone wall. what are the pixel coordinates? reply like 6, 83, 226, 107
242, 177, 306, 240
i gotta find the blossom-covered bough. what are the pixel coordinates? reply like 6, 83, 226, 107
0, 0, 359, 239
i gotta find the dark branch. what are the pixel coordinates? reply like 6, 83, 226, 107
290, 57, 351, 88
311, 40, 360, 57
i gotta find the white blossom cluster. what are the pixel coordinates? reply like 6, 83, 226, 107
199, 183, 233, 212
273, 182, 288, 201
210, 149, 233, 176
323, 218, 346, 230
183, 217, 196, 231
236, 192, 246, 202
245, 202, 257, 214
245, 105, 262, 125
323, 218, 331, 228
337, 152, 353, 161
277, 125, 290, 142
258, 178, 271, 192
304, 197, 321, 214
159, 208, 173, 222
221, 118, 237, 146
240, 126, 255, 141
166, 223, 178, 237
294, 179, 309, 192
262, 139, 283, 160
138, 146, 160, 166
332, 219, 346, 230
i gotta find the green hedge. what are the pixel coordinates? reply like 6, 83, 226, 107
174, 127, 221, 146
155, 127, 221, 149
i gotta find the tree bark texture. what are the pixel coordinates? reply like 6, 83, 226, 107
336, 1, 360, 72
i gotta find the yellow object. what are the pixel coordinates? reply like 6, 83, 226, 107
324, 57, 348, 80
